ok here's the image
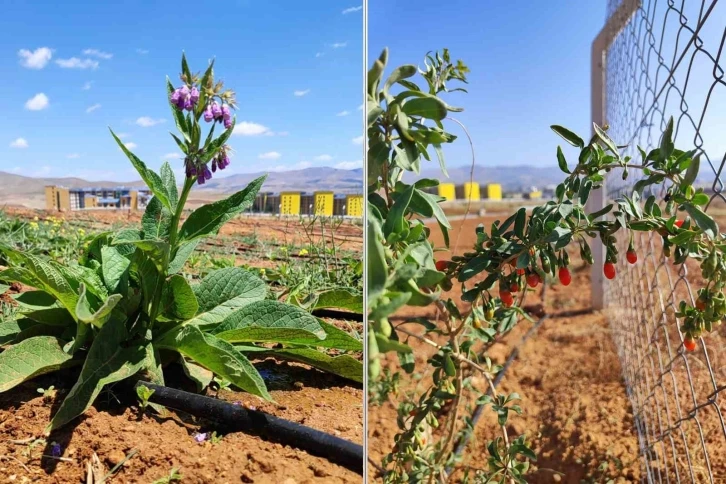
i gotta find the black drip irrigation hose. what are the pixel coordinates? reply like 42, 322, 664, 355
311, 308, 364, 322
134, 381, 363, 475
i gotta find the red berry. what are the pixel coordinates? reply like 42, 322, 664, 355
558, 267, 571, 286
435, 260, 449, 272
409, 409, 417, 417
526, 273, 539, 288
696, 298, 706, 311
674, 220, 684, 228
604, 262, 616, 280
684, 336, 697, 352
626, 250, 637, 264
516, 268, 525, 276
509, 281, 519, 293
499, 290, 514, 307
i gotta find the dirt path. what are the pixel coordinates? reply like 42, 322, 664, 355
368, 215, 642, 482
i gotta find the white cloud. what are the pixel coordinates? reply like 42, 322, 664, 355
315, 52, 324, 58
124, 142, 137, 149
86, 103, 101, 113
83, 48, 112, 59
9, 138, 28, 148
272, 161, 311, 172
294, 89, 310, 97
332, 42, 347, 49
162, 152, 183, 160
233, 122, 271, 136
136, 116, 165, 127
342, 5, 362, 14
314, 154, 333, 162
352, 135, 364, 145
259, 151, 281, 160
82, 81, 93, 90
56, 57, 99, 69
136, 48, 149, 55
18, 47, 52, 69
25, 93, 49, 111
335, 160, 362, 169
337, 110, 350, 117
66, 153, 80, 159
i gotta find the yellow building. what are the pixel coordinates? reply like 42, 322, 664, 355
485, 183, 502, 200
314, 191, 334, 216
526, 190, 542, 200
280, 192, 301, 215
345, 194, 363, 217
438, 183, 456, 202
45, 186, 70, 211
463, 182, 480, 201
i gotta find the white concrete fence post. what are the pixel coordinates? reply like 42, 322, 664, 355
588, 0, 640, 310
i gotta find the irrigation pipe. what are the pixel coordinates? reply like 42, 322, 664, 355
133, 381, 363, 474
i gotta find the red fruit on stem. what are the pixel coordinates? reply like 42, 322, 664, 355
516, 268, 525, 276
626, 250, 637, 264
558, 267, 571, 286
526, 273, 539, 288
499, 290, 514, 307
696, 298, 706, 311
684, 336, 697, 352
674, 220, 684, 228
435, 260, 449, 272
509, 281, 519, 293
604, 262, 616, 280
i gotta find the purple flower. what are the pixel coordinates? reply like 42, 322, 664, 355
212, 159, 217, 172
221, 104, 231, 120
203, 166, 212, 180
204, 105, 214, 122
194, 432, 208, 443
224, 117, 233, 129
197, 175, 206, 185
190, 87, 199, 104
211, 102, 222, 120
50, 442, 62, 457
170, 89, 181, 105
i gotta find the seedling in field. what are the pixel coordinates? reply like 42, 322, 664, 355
136, 385, 155, 412
36, 385, 57, 403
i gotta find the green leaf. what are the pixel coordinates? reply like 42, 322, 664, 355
383, 65, 417, 98
47, 317, 147, 432
155, 325, 271, 401
514, 208, 526, 239
550, 125, 584, 148
100, 246, 130, 294
160, 162, 179, 212
187, 268, 267, 330
255, 349, 362, 383
212, 300, 325, 343
0, 336, 76, 393
115, 239, 170, 272
0, 319, 39, 345
179, 175, 266, 243
75, 284, 122, 328
167, 78, 189, 143
681, 153, 700, 189
168, 240, 199, 274
593, 123, 618, 154
162, 275, 199, 320
11, 291, 58, 311
180, 358, 213, 392
401, 96, 448, 121
109, 128, 172, 210
383, 185, 415, 238
692, 192, 709, 206
21, 308, 74, 327
142, 197, 172, 241
683, 203, 718, 239
367, 219, 387, 302
458, 255, 490, 282
556, 146, 570, 174
311, 289, 363, 313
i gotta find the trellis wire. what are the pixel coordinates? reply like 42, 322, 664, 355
601, 0, 726, 482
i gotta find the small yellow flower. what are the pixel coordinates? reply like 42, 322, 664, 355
280, 247, 288, 252
298, 248, 308, 256
29, 222, 38, 230
33, 216, 38, 221
44, 221, 49, 226
260, 268, 266, 275
78, 228, 85, 236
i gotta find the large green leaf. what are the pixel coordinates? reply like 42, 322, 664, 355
114, 239, 169, 272
110, 128, 172, 210
47, 318, 147, 432
401, 96, 448, 120
12, 291, 59, 311
168, 240, 199, 274
0, 319, 38, 345
254, 348, 362, 383
75, 284, 122, 328
141, 197, 172, 241
180, 357, 213, 392
178, 175, 266, 243
155, 325, 271, 401
311, 289, 363, 313
367, 219, 387, 301
187, 268, 267, 330
101, 246, 130, 294
159, 161, 179, 212
212, 300, 325, 344
0, 336, 76, 393
23, 308, 75, 327
162, 275, 199, 320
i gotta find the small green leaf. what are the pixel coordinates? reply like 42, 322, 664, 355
401, 96, 448, 121
550, 125, 584, 148
556, 146, 570, 174
683, 203, 718, 239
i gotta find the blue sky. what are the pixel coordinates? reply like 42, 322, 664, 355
369, 0, 605, 171
0, 1, 363, 182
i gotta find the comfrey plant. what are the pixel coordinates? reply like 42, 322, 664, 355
368, 48, 719, 483
0, 54, 361, 432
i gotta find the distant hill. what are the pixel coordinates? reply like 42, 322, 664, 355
0, 167, 363, 209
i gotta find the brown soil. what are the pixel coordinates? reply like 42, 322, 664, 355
0, 208, 364, 483
368, 214, 643, 483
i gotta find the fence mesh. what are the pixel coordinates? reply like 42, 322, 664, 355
601, 0, 726, 481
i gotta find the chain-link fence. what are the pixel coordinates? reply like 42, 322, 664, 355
600, 0, 726, 481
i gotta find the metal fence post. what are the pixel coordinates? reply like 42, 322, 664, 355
588, 0, 640, 310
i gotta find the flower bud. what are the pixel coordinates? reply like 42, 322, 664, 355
211, 102, 222, 120
190, 87, 200, 104
197, 174, 206, 185
204, 105, 214, 122
203, 165, 212, 180
212, 159, 217, 172
221, 104, 231, 120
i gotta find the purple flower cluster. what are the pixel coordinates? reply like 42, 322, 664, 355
184, 145, 231, 185
204, 101, 233, 129
170, 85, 199, 111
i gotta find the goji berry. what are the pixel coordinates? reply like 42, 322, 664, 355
516, 268, 525, 276
696, 298, 706, 311
499, 290, 514, 307
435, 260, 449, 272
626, 250, 637, 264
558, 267, 571, 286
674, 219, 684, 228
684, 336, 697, 352
604, 262, 616, 280
526, 273, 539, 288
509, 281, 519, 293
485, 308, 495, 320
